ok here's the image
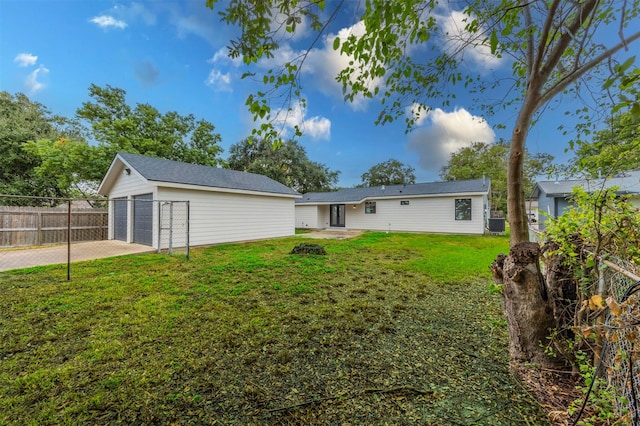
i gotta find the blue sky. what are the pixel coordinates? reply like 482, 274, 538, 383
1, 1, 634, 188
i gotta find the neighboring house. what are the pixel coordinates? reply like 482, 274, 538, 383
296, 179, 491, 235
97, 153, 300, 248
530, 171, 640, 230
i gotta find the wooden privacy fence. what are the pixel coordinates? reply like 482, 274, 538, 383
0, 206, 108, 247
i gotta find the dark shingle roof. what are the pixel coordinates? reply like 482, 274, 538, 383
296, 179, 490, 204
118, 152, 299, 196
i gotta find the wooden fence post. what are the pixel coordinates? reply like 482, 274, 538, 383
37, 211, 42, 246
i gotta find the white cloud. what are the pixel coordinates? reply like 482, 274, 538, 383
210, 47, 244, 67
273, 101, 331, 141
304, 21, 380, 110
14, 53, 38, 67
90, 15, 127, 29
302, 115, 332, 140
435, 9, 503, 71
407, 103, 431, 126
25, 65, 49, 94
205, 69, 232, 92
407, 107, 495, 172
249, 21, 379, 111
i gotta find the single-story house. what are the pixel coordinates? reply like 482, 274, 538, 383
530, 170, 640, 230
295, 179, 491, 235
97, 152, 300, 248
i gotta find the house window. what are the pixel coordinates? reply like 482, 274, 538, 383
400, 200, 410, 206
365, 201, 376, 214
455, 198, 472, 220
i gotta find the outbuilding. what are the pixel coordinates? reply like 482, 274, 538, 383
295, 179, 491, 234
530, 171, 640, 230
97, 153, 300, 249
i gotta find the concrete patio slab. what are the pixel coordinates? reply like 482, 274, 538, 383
298, 229, 363, 240
0, 240, 154, 272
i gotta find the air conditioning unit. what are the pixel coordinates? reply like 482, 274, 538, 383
488, 218, 506, 234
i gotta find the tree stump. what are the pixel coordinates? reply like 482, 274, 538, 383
492, 242, 565, 368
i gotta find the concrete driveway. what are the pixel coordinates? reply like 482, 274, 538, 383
0, 240, 154, 272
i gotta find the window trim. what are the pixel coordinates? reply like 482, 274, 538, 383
365, 201, 376, 214
455, 198, 472, 221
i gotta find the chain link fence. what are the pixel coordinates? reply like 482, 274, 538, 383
0, 195, 189, 279
158, 200, 189, 257
598, 256, 640, 422
531, 226, 640, 421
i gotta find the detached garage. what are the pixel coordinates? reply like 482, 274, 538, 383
98, 153, 300, 249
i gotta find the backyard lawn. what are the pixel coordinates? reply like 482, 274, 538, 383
0, 232, 550, 425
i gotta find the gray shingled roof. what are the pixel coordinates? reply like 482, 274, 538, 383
117, 152, 299, 196
531, 171, 640, 198
296, 179, 490, 204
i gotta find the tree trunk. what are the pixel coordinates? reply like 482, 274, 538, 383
497, 85, 566, 366
492, 242, 565, 368
507, 95, 537, 246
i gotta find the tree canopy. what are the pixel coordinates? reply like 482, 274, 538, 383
17, 85, 226, 198
359, 159, 416, 187
228, 138, 339, 193
77, 84, 224, 169
0, 92, 67, 203
566, 109, 640, 178
207, 0, 640, 246
440, 141, 553, 214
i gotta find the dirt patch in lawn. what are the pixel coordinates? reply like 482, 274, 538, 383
298, 229, 363, 239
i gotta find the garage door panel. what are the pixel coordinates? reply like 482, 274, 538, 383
134, 193, 153, 246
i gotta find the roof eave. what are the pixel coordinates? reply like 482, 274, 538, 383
296, 190, 489, 205
155, 181, 301, 198
97, 154, 147, 195
97, 155, 123, 195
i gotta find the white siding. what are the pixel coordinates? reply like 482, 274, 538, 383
303, 195, 487, 234
295, 205, 319, 229
158, 187, 295, 246
108, 170, 155, 199
318, 205, 330, 228
107, 172, 157, 244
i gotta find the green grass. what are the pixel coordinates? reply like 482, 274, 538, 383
0, 232, 549, 425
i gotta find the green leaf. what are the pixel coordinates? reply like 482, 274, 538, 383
333, 36, 340, 51
602, 78, 615, 90
490, 29, 499, 54
618, 56, 636, 73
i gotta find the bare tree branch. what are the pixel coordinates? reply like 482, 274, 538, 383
533, 0, 561, 78
539, 29, 640, 107
538, 0, 599, 84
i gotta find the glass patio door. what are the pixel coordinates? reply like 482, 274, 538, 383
330, 204, 345, 227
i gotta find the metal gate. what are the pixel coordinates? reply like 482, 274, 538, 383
158, 201, 189, 257
133, 193, 153, 246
